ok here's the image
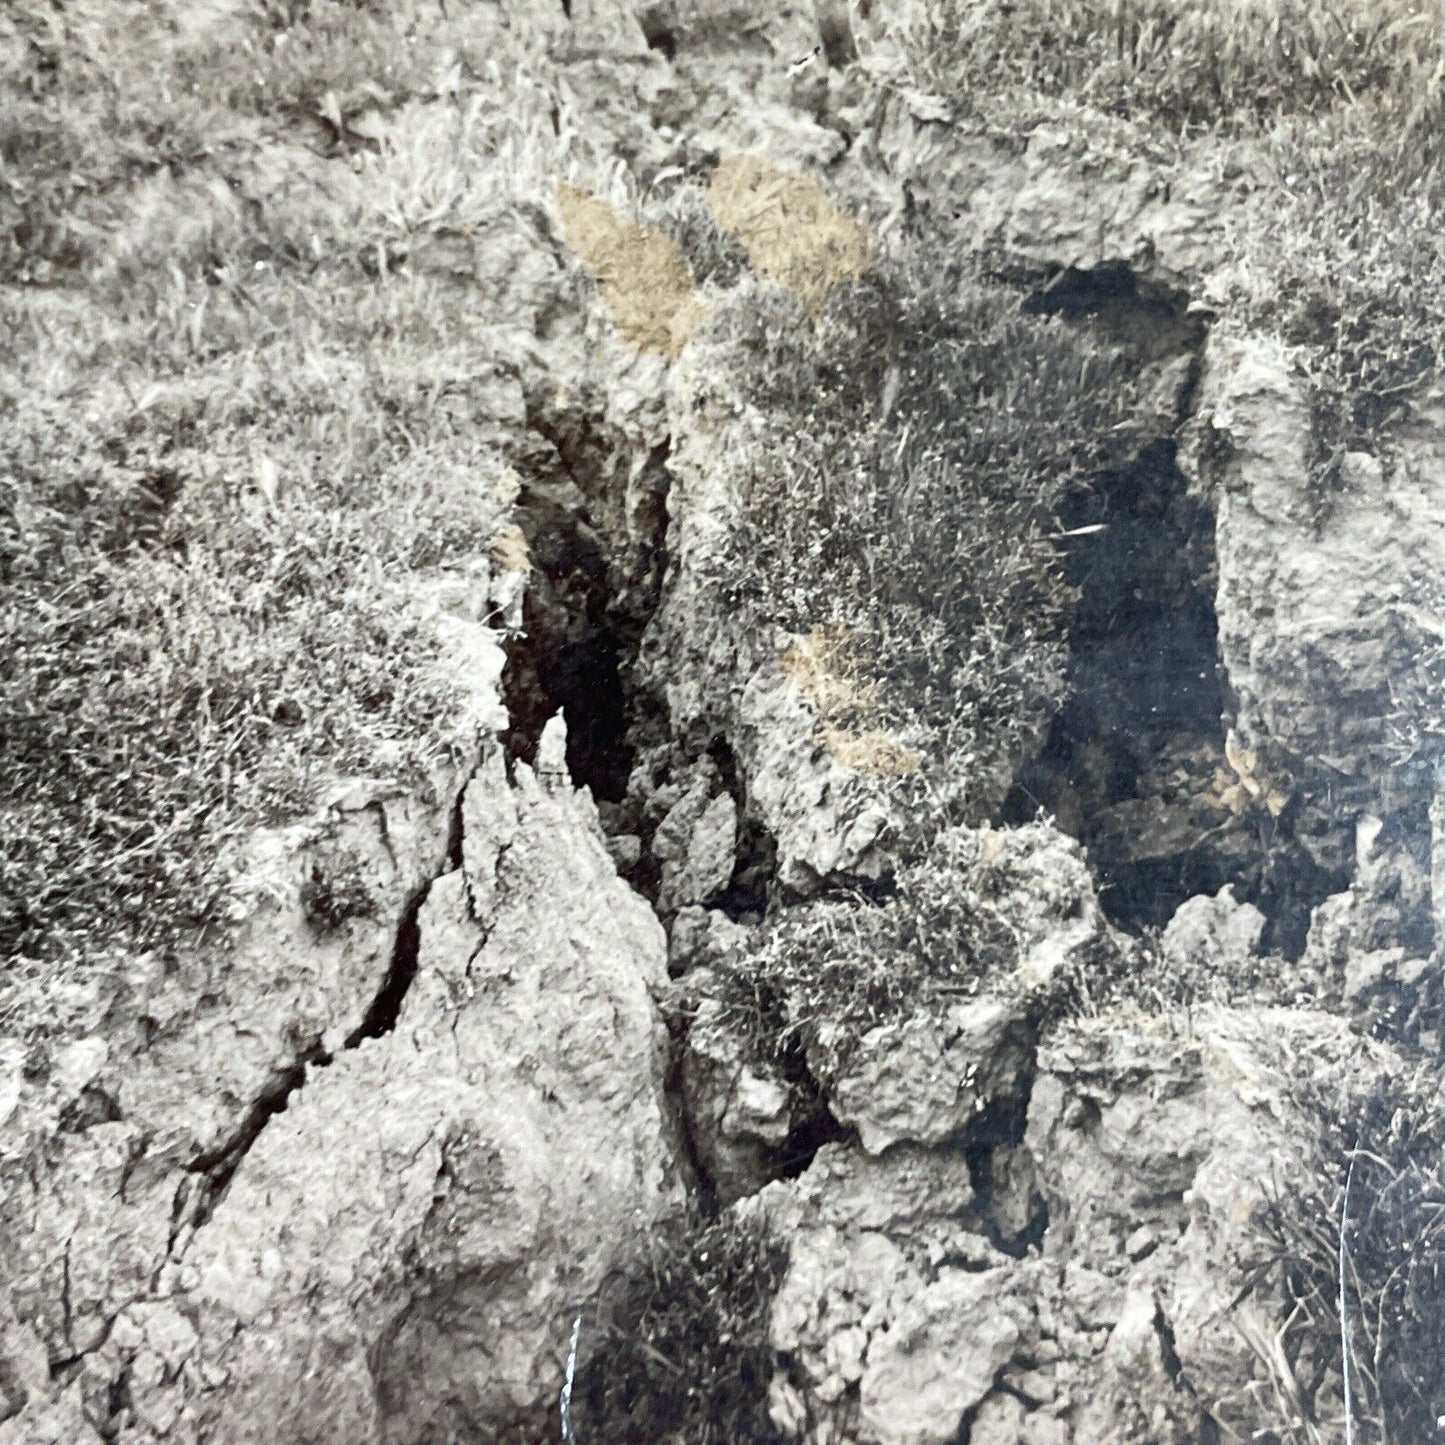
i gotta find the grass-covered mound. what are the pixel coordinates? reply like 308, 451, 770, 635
679, 823, 1115, 1086
1, 382, 495, 981
707, 255, 1157, 815
2, 0, 568, 1017
884, 0, 1445, 500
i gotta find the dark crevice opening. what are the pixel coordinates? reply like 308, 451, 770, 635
688, 1049, 848, 1214
1004, 264, 1353, 954
712, 812, 779, 923
505, 619, 635, 801
816, 0, 858, 67
638, 5, 678, 59
962, 1082, 1048, 1259
344, 882, 425, 1046
501, 426, 671, 808
707, 736, 781, 923
500, 506, 636, 800
771, 1035, 850, 1184
679, 975, 848, 1212
1024, 261, 1207, 365
1001, 435, 1338, 954
347, 770, 468, 1047
663, 1015, 715, 1211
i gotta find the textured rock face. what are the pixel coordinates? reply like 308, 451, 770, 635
679, 980, 798, 1204
15, 2, 1445, 1441
0, 633, 506, 1441
819, 997, 1035, 1155
854, 107, 1233, 292
1186, 336, 1445, 856
1161, 886, 1266, 985
639, 336, 911, 893
758, 1007, 1391, 1445
34, 756, 677, 1445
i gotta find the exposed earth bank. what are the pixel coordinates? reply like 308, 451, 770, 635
4, 2, 1445, 1443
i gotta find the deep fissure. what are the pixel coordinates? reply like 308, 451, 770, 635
1003, 437, 1246, 928
184, 1051, 319, 1228
1002, 268, 1341, 955
495, 415, 837, 1199
501, 415, 671, 804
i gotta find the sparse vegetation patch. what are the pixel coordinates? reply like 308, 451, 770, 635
1250, 1066, 1445, 1443
685, 825, 1110, 1081
558, 184, 709, 357
571, 1206, 788, 1445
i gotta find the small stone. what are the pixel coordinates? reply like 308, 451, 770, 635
1010, 1369, 1057, 1406
109, 1312, 144, 1355
1022, 1416, 1072, 1445
1124, 1225, 1158, 1262
667, 906, 710, 975
1398, 956, 1432, 987
971, 1391, 1026, 1445
1344, 947, 1400, 1003
535, 712, 569, 785
605, 834, 642, 870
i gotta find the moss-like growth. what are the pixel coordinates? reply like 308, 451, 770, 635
300, 850, 376, 933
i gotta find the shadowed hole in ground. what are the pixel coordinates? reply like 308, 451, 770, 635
1002, 436, 1341, 956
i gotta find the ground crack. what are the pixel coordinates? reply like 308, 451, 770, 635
181, 763, 479, 1231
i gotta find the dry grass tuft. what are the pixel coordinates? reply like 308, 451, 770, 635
780, 626, 920, 776
706, 155, 874, 318
818, 722, 922, 777
490, 522, 532, 575
557, 183, 709, 357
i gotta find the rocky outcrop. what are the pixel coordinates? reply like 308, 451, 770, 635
3, 750, 678, 1445
0, 606, 506, 1432
636, 326, 912, 894
1183, 337, 1445, 870
756, 1005, 1390, 1445
15, 3, 1445, 1443
679, 984, 800, 1203
819, 996, 1034, 1156
852, 103, 1235, 295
